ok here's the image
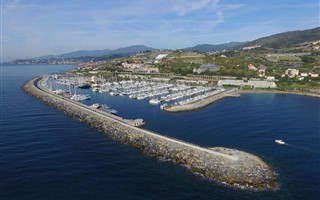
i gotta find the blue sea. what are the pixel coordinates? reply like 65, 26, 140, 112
1, 64, 319, 200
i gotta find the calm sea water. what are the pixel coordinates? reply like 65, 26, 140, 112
1, 64, 319, 200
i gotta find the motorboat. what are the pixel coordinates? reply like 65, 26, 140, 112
90, 103, 101, 109
149, 98, 160, 105
99, 104, 118, 115
92, 87, 100, 92
77, 83, 91, 89
160, 103, 168, 110
107, 109, 118, 115
70, 94, 90, 101
275, 139, 285, 145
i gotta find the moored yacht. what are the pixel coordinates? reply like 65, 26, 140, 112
90, 103, 101, 109
70, 94, 91, 101
149, 98, 161, 105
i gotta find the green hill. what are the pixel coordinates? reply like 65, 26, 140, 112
242, 27, 320, 49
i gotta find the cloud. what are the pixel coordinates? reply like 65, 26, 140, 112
219, 3, 244, 10
2, 0, 318, 60
174, 0, 213, 16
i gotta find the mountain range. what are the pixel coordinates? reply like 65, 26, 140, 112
182, 42, 246, 52
240, 27, 320, 49
14, 27, 320, 62
35, 45, 155, 60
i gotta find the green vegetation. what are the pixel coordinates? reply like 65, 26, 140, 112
61, 27, 320, 94
277, 77, 320, 91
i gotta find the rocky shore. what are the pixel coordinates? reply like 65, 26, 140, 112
24, 77, 278, 190
164, 89, 240, 112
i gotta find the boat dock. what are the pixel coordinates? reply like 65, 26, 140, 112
24, 77, 278, 190
164, 88, 240, 112
40, 77, 145, 127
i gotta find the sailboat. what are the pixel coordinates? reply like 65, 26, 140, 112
70, 85, 91, 101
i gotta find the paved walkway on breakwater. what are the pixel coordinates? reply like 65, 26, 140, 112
24, 77, 278, 190
39, 77, 145, 127
164, 89, 240, 112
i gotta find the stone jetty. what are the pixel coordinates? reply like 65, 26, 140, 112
24, 77, 278, 191
164, 89, 240, 112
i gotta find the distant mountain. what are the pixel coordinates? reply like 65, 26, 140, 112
241, 27, 320, 49
182, 42, 246, 52
36, 45, 154, 59
107, 45, 155, 54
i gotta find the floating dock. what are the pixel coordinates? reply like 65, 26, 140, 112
24, 77, 278, 190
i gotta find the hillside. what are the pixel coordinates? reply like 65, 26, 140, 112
36, 45, 154, 59
242, 27, 320, 49
183, 42, 246, 52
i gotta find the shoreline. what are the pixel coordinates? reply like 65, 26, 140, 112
237, 89, 320, 98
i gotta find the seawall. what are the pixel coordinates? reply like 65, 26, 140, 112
164, 89, 240, 112
24, 77, 278, 190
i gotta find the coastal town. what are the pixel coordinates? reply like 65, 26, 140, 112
12, 29, 320, 99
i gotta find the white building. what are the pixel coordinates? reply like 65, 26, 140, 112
285, 69, 299, 78
266, 76, 275, 81
248, 64, 258, 71
155, 54, 168, 60
218, 79, 277, 88
176, 79, 208, 85
122, 62, 144, 69
136, 67, 159, 73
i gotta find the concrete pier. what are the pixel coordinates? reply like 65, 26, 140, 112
164, 89, 240, 112
24, 77, 278, 190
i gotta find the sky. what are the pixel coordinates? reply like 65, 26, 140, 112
1, 0, 319, 61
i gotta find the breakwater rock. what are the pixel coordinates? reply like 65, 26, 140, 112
24, 77, 278, 191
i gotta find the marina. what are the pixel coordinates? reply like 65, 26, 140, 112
44, 74, 236, 112
23, 76, 279, 190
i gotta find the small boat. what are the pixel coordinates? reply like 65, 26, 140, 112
149, 98, 160, 105
160, 103, 168, 110
53, 89, 66, 95
90, 103, 101, 109
70, 94, 91, 101
92, 87, 100, 92
99, 104, 118, 115
275, 139, 285, 145
107, 109, 118, 115
77, 83, 91, 89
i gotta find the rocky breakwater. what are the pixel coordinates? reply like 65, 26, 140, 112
24, 77, 278, 191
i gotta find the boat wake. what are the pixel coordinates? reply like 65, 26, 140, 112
274, 140, 319, 154
282, 143, 318, 154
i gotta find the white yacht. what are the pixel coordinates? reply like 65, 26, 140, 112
149, 98, 161, 105
92, 87, 100, 92
70, 94, 90, 101
90, 103, 101, 109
